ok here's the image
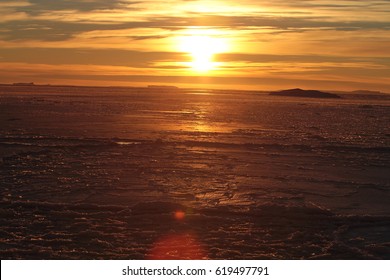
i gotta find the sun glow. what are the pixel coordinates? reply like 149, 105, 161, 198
179, 31, 228, 72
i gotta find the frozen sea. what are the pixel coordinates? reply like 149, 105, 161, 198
0, 85, 389, 259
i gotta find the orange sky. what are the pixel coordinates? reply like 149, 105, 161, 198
0, 0, 390, 91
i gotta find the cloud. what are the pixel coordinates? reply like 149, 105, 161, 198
0, 0, 389, 91
0, 20, 159, 41
1, 13, 389, 43
17, 0, 137, 13
1, 47, 388, 79
2, 61, 389, 91
0, 0, 389, 43
0, 1, 31, 8
0, 47, 185, 67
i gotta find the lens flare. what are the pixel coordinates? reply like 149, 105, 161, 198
147, 233, 207, 260
174, 210, 186, 220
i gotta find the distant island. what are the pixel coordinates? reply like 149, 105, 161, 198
270, 88, 341, 98
12, 82, 35, 86
351, 90, 382, 95
147, 85, 178, 89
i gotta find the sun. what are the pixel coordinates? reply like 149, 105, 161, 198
179, 32, 228, 72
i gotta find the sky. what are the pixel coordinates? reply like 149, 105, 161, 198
0, 0, 390, 91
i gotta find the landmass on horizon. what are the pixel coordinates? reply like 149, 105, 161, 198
270, 88, 342, 99
1, 82, 389, 97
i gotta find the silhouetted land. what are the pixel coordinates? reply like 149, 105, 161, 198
270, 88, 341, 98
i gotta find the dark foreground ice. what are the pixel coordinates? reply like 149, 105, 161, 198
0, 85, 389, 259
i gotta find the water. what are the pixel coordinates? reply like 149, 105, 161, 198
0, 85, 389, 259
